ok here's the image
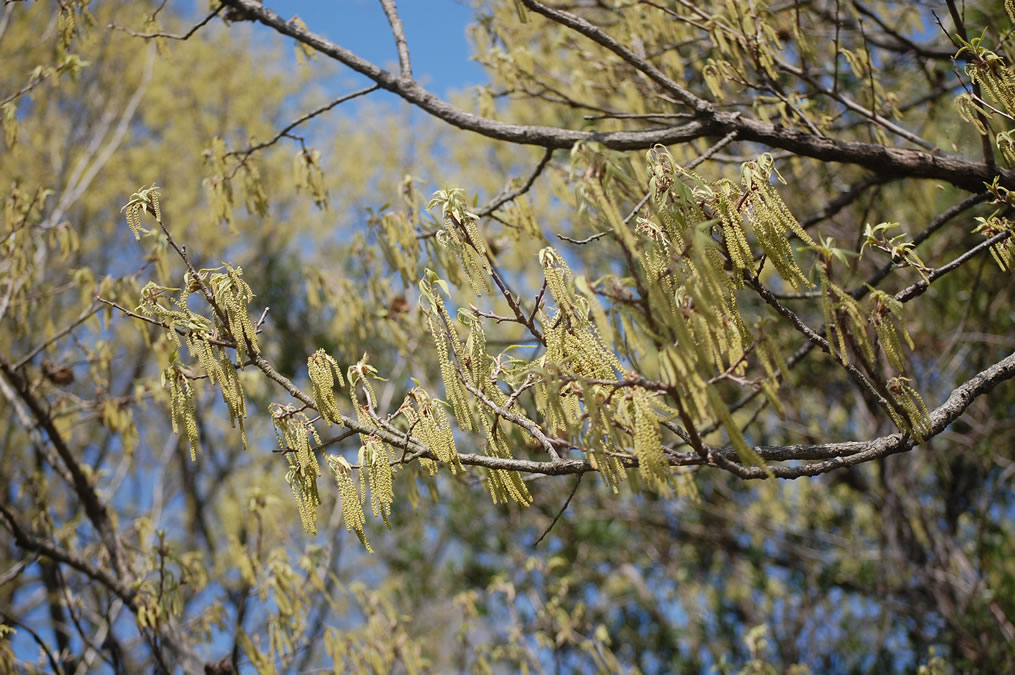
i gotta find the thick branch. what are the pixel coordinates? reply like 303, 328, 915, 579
217, 0, 1014, 192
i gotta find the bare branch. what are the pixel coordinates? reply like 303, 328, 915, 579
378, 0, 412, 79
476, 147, 554, 218
108, 4, 223, 41
226, 84, 380, 175
0, 503, 137, 609
13, 301, 100, 369
894, 229, 1013, 303
532, 474, 582, 546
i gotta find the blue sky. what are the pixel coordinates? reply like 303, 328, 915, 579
229, 0, 488, 98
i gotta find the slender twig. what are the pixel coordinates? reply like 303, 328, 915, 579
799, 174, 893, 232
584, 112, 695, 121
0, 503, 137, 609
558, 132, 738, 246
527, 281, 548, 327
557, 229, 612, 245
455, 354, 564, 461
895, 229, 1013, 303
685, 130, 740, 171
0, 360, 127, 579
96, 297, 240, 348
108, 4, 223, 40
476, 147, 554, 218
532, 473, 583, 546
777, 191, 989, 301
13, 301, 100, 369
945, 0, 996, 170
745, 275, 896, 420
226, 85, 380, 177
0, 66, 56, 107
520, 0, 710, 112
0, 609, 64, 674
448, 211, 546, 344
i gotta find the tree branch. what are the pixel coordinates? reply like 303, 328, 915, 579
476, 147, 554, 218
226, 84, 379, 175
108, 4, 223, 40
0, 504, 137, 609
894, 229, 1013, 303
378, 0, 411, 79
0, 358, 127, 580
217, 0, 1014, 192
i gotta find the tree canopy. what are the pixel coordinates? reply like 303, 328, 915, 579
2, 0, 1015, 672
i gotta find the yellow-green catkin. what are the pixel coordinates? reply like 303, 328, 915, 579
426, 299, 474, 432
868, 290, 914, 373
308, 349, 345, 425
359, 437, 394, 527
887, 377, 932, 441
165, 365, 201, 460
482, 428, 533, 507
327, 455, 372, 553
211, 264, 259, 361
631, 389, 670, 494
405, 388, 462, 472
273, 408, 322, 533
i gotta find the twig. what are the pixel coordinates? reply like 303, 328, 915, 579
779, 190, 990, 300
584, 112, 695, 121
450, 211, 546, 344
0, 360, 127, 580
945, 0, 996, 170
0, 609, 63, 674
895, 229, 1013, 303
532, 474, 583, 546
526, 281, 548, 327
685, 130, 740, 171
745, 275, 896, 421
456, 358, 564, 461
226, 85, 380, 177
108, 4, 223, 40
96, 296, 239, 349
0, 503, 137, 608
13, 301, 100, 369
557, 229, 612, 245
520, 0, 710, 112
476, 147, 554, 218
559, 131, 738, 245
